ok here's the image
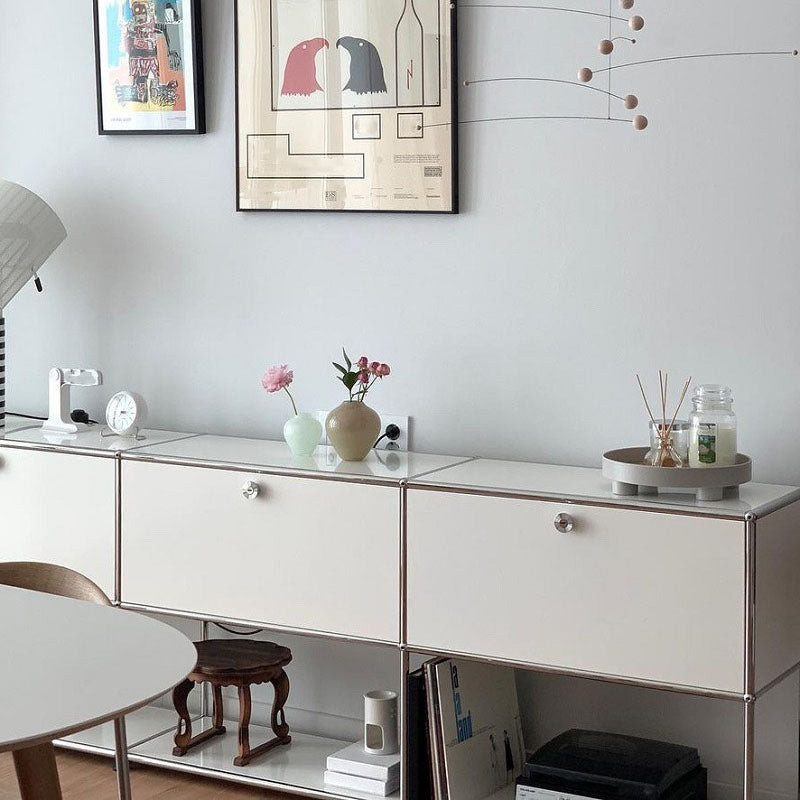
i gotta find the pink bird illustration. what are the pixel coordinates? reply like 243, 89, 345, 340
281, 37, 330, 96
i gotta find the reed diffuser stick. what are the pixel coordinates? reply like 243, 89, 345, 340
636, 374, 659, 429
663, 377, 691, 445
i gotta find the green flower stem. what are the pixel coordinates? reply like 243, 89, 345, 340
283, 386, 299, 416
358, 375, 380, 401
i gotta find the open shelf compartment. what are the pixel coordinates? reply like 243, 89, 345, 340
56, 705, 182, 754
129, 715, 400, 800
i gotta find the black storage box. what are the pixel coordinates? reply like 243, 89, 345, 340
517, 729, 707, 800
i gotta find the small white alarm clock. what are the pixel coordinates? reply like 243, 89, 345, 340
105, 391, 147, 439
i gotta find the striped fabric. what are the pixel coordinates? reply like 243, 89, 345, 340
0, 315, 5, 434
0, 180, 67, 309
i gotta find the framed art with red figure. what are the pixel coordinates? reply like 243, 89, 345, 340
93, 0, 205, 134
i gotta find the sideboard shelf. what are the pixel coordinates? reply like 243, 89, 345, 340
131, 721, 398, 800
2, 416, 799, 800
57, 704, 183, 756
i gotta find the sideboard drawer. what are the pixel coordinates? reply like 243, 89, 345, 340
121, 460, 399, 642
407, 490, 745, 692
0, 447, 116, 598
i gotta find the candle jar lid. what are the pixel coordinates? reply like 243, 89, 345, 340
692, 384, 733, 409
650, 419, 690, 433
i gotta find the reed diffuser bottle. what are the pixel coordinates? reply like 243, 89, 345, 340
637, 372, 691, 468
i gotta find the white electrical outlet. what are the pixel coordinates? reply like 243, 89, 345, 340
376, 414, 410, 452
315, 411, 411, 452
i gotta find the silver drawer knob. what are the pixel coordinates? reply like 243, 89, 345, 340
553, 513, 575, 533
242, 480, 260, 500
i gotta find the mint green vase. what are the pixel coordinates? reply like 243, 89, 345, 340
283, 412, 322, 457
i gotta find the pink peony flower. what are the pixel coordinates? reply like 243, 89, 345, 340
369, 361, 380, 374
357, 356, 368, 369
262, 364, 294, 393
359, 370, 370, 384
377, 363, 391, 377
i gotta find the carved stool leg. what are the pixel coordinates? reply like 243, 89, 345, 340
173, 678, 227, 758
234, 684, 253, 767
211, 684, 226, 734
172, 678, 195, 756
270, 670, 291, 741
229, 672, 292, 767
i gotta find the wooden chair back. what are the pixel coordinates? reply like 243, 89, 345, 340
0, 561, 111, 606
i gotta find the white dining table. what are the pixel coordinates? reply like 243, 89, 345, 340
0, 584, 197, 799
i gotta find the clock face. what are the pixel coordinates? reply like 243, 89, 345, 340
106, 391, 139, 435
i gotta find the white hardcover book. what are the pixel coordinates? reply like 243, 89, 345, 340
425, 657, 449, 800
433, 659, 526, 800
326, 741, 401, 782
323, 769, 400, 796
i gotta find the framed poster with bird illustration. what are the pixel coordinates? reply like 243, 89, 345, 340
93, 0, 205, 134
235, 0, 457, 212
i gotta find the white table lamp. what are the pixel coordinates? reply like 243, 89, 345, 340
0, 180, 67, 433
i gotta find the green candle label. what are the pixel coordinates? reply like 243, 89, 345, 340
697, 424, 717, 464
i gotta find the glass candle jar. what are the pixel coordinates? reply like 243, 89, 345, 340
688, 385, 737, 468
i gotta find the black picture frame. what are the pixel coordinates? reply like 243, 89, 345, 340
234, 0, 458, 213
93, 0, 206, 135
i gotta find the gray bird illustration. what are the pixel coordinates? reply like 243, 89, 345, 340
336, 36, 387, 95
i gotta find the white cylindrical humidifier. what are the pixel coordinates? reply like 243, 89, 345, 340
363, 690, 398, 755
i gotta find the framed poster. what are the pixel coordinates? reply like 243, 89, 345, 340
93, 0, 205, 135
235, 0, 458, 213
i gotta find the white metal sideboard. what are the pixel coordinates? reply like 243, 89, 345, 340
1, 418, 799, 800
406, 460, 800, 800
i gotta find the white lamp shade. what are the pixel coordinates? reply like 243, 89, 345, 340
0, 180, 67, 309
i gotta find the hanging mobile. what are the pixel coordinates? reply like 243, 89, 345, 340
102, 390, 148, 440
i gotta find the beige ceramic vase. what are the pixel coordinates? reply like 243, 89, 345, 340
325, 401, 381, 461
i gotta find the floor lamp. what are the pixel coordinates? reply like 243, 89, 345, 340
0, 181, 133, 800
0, 180, 67, 434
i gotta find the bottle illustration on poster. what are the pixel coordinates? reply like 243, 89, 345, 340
395, 0, 425, 106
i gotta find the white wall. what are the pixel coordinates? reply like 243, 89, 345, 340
2, 1, 799, 484
3, 0, 800, 792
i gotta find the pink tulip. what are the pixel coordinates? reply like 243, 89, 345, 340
262, 364, 294, 393
359, 370, 370, 384
357, 356, 368, 369
377, 363, 391, 377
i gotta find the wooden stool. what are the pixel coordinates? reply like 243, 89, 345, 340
172, 639, 292, 767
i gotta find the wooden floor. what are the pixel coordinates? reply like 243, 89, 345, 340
0, 750, 290, 799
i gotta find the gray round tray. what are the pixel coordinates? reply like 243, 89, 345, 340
602, 447, 753, 501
